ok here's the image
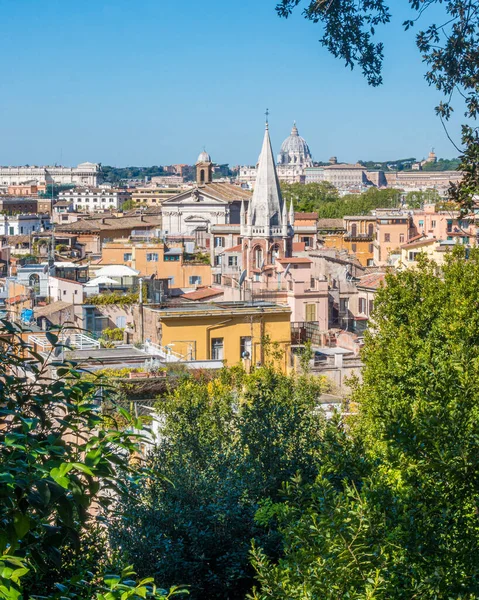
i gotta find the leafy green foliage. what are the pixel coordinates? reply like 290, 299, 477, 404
0, 322, 184, 599
283, 183, 401, 218
110, 367, 327, 600
89, 291, 139, 305
102, 166, 166, 184
250, 248, 479, 598
275, 0, 479, 207
404, 189, 441, 208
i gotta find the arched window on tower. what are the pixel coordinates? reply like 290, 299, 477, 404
200, 169, 205, 183
254, 246, 263, 270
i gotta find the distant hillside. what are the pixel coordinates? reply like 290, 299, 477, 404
358, 157, 460, 171
102, 165, 166, 183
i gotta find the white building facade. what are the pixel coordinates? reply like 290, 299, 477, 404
239, 122, 313, 187
58, 187, 131, 212
0, 162, 101, 187
0, 214, 51, 236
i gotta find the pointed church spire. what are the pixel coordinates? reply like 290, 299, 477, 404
249, 122, 284, 235
289, 199, 295, 226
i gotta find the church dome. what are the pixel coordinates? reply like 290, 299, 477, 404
197, 150, 211, 163
277, 122, 313, 166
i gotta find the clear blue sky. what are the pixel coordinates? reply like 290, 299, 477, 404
0, 0, 465, 167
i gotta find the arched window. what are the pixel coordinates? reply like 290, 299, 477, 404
29, 273, 40, 295
254, 246, 263, 269
200, 169, 205, 183
368, 223, 374, 236
271, 244, 279, 264
351, 223, 357, 237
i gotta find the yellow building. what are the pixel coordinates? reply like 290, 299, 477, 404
136, 301, 291, 372
131, 186, 186, 207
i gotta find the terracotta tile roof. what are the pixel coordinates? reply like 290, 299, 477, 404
202, 182, 252, 201
357, 273, 386, 290
34, 301, 73, 317
180, 287, 224, 301
292, 242, 306, 252
224, 244, 242, 253
5, 295, 29, 305
56, 215, 162, 233
401, 237, 436, 249
295, 212, 318, 220
50, 276, 84, 285
277, 257, 312, 265
317, 219, 344, 230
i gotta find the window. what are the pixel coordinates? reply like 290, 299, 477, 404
310, 277, 315, 289
189, 276, 202, 285
168, 276, 175, 285
213, 273, 221, 284
419, 220, 424, 227
369, 300, 374, 315
62, 215, 68, 221
409, 251, 419, 261
214, 255, 222, 266
431, 220, 437, 228
359, 297, 366, 314
447, 220, 453, 233
123, 253, 132, 261
305, 303, 316, 322
74, 290, 78, 295
384, 233, 390, 242
351, 243, 357, 252
9, 227, 14, 235
146, 253, 158, 262
399, 234, 405, 243
116, 316, 126, 328
351, 223, 357, 237
164, 254, 180, 261
369, 243, 374, 253
240, 336, 252, 358
367, 259, 374, 266
63, 290, 66, 295
340, 298, 349, 313
254, 246, 263, 269
211, 338, 224, 360
368, 223, 374, 236
20, 227, 23, 234
228, 256, 238, 267
214, 237, 225, 248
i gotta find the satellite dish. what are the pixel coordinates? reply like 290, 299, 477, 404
239, 270, 247, 287
283, 263, 291, 278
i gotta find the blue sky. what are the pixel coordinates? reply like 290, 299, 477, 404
0, 0, 466, 166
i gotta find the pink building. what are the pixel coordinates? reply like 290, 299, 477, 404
411, 203, 476, 244
374, 210, 412, 265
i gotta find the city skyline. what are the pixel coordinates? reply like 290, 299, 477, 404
0, 0, 467, 167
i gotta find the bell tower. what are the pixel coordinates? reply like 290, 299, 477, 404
196, 149, 213, 184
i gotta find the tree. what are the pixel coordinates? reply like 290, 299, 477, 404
281, 181, 339, 212
109, 366, 327, 600
0, 323, 183, 599
121, 198, 136, 211
405, 189, 441, 208
275, 0, 479, 206
250, 247, 479, 598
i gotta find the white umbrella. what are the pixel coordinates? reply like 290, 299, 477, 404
85, 276, 118, 287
